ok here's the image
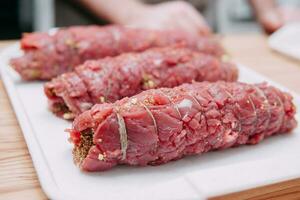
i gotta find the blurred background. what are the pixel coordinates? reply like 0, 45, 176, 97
1, 0, 300, 39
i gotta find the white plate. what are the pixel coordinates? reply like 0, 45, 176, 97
269, 23, 300, 60
1, 44, 299, 200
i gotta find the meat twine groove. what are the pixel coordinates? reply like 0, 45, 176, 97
116, 111, 128, 160
140, 102, 158, 135
161, 92, 182, 118
116, 102, 160, 161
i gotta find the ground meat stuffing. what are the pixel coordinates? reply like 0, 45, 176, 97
73, 129, 94, 166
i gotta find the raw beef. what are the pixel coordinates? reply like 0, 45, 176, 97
44, 47, 237, 119
68, 81, 297, 172
10, 25, 224, 80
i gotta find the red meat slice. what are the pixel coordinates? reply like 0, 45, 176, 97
44, 47, 238, 119
10, 25, 224, 80
68, 81, 297, 172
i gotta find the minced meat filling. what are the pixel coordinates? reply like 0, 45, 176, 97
53, 102, 70, 114
73, 129, 94, 166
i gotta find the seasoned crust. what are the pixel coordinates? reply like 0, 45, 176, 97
73, 129, 94, 166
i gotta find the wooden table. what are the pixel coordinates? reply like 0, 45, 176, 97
0, 35, 300, 200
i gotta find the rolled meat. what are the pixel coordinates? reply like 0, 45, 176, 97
44, 47, 238, 119
10, 25, 224, 80
68, 81, 297, 172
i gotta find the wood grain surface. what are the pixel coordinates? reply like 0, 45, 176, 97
0, 35, 300, 200
0, 41, 48, 200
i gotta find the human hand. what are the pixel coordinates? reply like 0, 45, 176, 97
257, 6, 300, 34
278, 6, 300, 23
123, 1, 211, 36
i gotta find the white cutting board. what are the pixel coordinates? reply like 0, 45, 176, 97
269, 23, 300, 60
0, 44, 299, 200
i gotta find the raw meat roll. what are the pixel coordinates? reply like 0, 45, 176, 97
44, 47, 238, 119
10, 25, 224, 80
68, 81, 297, 172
